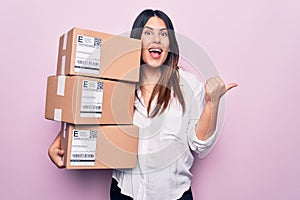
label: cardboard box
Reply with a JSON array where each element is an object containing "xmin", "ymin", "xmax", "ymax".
[
  {"xmin": 61, "ymin": 123, "xmax": 139, "ymax": 169},
  {"xmin": 57, "ymin": 27, "xmax": 141, "ymax": 82},
  {"xmin": 45, "ymin": 75, "xmax": 135, "ymax": 124}
]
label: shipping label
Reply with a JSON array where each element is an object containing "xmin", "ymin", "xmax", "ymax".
[
  {"xmin": 70, "ymin": 129, "xmax": 97, "ymax": 166},
  {"xmin": 80, "ymin": 80, "xmax": 104, "ymax": 118},
  {"xmin": 74, "ymin": 35, "xmax": 101, "ymax": 74}
]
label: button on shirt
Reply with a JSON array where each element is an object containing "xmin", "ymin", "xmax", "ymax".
[{"xmin": 112, "ymin": 69, "xmax": 218, "ymax": 200}]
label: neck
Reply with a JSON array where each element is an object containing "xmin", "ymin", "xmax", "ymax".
[{"xmin": 141, "ymin": 65, "xmax": 161, "ymax": 85}]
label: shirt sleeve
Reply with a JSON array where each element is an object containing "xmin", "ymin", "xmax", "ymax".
[{"xmin": 186, "ymin": 77, "xmax": 218, "ymax": 159}]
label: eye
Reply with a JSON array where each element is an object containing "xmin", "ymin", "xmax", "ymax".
[
  {"xmin": 144, "ymin": 30, "xmax": 153, "ymax": 37},
  {"xmin": 160, "ymin": 31, "xmax": 168, "ymax": 38}
]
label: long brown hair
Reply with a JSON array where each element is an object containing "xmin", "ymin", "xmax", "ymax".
[{"xmin": 130, "ymin": 9, "xmax": 185, "ymax": 117}]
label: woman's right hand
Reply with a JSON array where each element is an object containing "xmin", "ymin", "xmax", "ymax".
[{"xmin": 48, "ymin": 131, "xmax": 65, "ymax": 168}]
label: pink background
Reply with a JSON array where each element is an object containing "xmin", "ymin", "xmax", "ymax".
[{"xmin": 1, "ymin": 0, "xmax": 299, "ymax": 199}]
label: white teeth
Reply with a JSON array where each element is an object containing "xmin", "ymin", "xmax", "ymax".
[{"xmin": 149, "ymin": 48, "xmax": 162, "ymax": 53}]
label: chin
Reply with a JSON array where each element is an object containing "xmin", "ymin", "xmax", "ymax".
[
  {"xmin": 147, "ymin": 62, "xmax": 163, "ymax": 68},
  {"xmin": 143, "ymin": 56, "xmax": 168, "ymax": 69},
  {"xmin": 142, "ymin": 57, "xmax": 163, "ymax": 68}
]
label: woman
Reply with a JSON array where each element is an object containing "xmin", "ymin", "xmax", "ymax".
[{"xmin": 48, "ymin": 9, "xmax": 237, "ymax": 200}]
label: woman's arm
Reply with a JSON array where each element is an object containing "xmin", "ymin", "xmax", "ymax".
[
  {"xmin": 196, "ymin": 76, "xmax": 237, "ymax": 140},
  {"xmin": 48, "ymin": 131, "xmax": 65, "ymax": 168}
]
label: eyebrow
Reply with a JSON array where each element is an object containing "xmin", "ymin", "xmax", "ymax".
[{"xmin": 144, "ymin": 26, "xmax": 168, "ymax": 31}]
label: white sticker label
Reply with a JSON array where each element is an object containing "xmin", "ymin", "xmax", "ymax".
[
  {"xmin": 80, "ymin": 80, "xmax": 104, "ymax": 118},
  {"xmin": 70, "ymin": 129, "xmax": 97, "ymax": 166},
  {"xmin": 75, "ymin": 35, "xmax": 101, "ymax": 74},
  {"xmin": 54, "ymin": 108, "xmax": 62, "ymax": 121},
  {"xmin": 57, "ymin": 76, "xmax": 66, "ymax": 96},
  {"xmin": 62, "ymin": 33, "xmax": 68, "ymax": 50}
]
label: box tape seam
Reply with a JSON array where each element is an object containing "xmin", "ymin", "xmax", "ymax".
[
  {"xmin": 62, "ymin": 122, "xmax": 66, "ymax": 138},
  {"xmin": 61, "ymin": 55, "xmax": 66, "ymax": 75}
]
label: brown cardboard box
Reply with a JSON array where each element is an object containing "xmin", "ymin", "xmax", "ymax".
[
  {"xmin": 45, "ymin": 75, "xmax": 135, "ymax": 124},
  {"xmin": 57, "ymin": 27, "xmax": 141, "ymax": 82},
  {"xmin": 60, "ymin": 123, "xmax": 139, "ymax": 169}
]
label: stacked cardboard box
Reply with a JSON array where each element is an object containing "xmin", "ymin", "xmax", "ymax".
[
  {"xmin": 45, "ymin": 27, "xmax": 141, "ymax": 169},
  {"xmin": 60, "ymin": 123, "xmax": 139, "ymax": 169},
  {"xmin": 45, "ymin": 75, "xmax": 136, "ymax": 125}
]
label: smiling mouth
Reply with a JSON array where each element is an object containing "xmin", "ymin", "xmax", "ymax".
[
  {"xmin": 149, "ymin": 48, "xmax": 162, "ymax": 54},
  {"xmin": 148, "ymin": 48, "xmax": 162, "ymax": 59}
]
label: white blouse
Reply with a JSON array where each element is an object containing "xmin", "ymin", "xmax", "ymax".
[{"xmin": 112, "ymin": 69, "xmax": 217, "ymax": 200}]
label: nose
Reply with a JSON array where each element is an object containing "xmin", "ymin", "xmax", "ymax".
[{"xmin": 152, "ymin": 32, "xmax": 161, "ymax": 44}]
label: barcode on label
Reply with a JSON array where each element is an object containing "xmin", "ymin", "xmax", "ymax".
[
  {"xmin": 90, "ymin": 130, "xmax": 97, "ymax": 138},
  {"xmin": 76, "ymin": 59, "xmax": 99, "ymax": 67},
  {"xmin": 72, "ymin": 153, "xmax": 95, "ymax": 158},
  {"xmin": 97, "ymin": 82, "xmax": 104, "ymax": 90},
  {"xmin": 94, "ymin": 38, "xmax": 101, "ymax": 46},
  {"xmin": 82, "ymin": 105, "xmax": 102, "ymax": 110}
]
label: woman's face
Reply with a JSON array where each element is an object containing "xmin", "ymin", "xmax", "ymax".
[{"xmin": 141, "ymin": 16, "xmax": 170, "ymax": 68}]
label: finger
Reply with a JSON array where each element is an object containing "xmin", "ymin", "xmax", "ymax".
[
  {"xmin": 225, "ymin": 83, "xmax": 238, "ymax": 91},
  {"xmin": 54, "ymin": 151, "xmax": 65, "ymax": 168},
  {"xmin": 205, "ymin": 81, "xmax": 215, "ymax": 98},
  {"xmin": 215, "ymin": 77, "xmax": 226, "ymax": 92},
  {"xmin": 206, "ymin": 77, "xmax": 218, "ymax": 90},
  {"xmin": 217, "ymin": 77, "xmax": 225, "ymax": 86},
  {"xmin": 57, "ymin": 160, "xmax": 65, "ymax": 168},
  {"xmin": 53, "ymin": 148, "xmax": 64, "ymax": 157},
  {"xmin": 58, "ymin": 149, "xmax": 64, "ymax": 156}
]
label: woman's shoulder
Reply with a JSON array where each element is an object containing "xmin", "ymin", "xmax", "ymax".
[{"xmin": 178, "ymin": 68, "xmax": 203, "ymax": 87}]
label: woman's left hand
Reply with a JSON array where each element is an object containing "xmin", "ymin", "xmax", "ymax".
[
  {"xmin": 196, "ymin": 76, "xmax": 237, "ymax": 140},
  {"xmin": 205, "ymin": 76, "xmax": 237, "ymax": 104}
]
